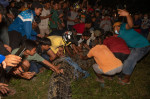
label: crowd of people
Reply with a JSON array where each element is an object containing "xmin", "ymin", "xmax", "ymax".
[{"xmin": 0, "ymin": 0, "xmax": 150, "ymax": 96}]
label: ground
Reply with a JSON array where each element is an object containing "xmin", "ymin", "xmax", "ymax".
[{"xmin": 2, "ymin": 53, "xmax": 150, "ymax": 99}]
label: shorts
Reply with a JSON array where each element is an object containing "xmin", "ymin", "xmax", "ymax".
[
  {"xmin": 40, "ymin": 28, "xmax": 50, "ymax": 37},
  {"xmin": 92, "ymin": 64, "xmax": 123, "ymax": 75}
]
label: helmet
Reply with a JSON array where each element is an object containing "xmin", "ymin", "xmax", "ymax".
[
  {"xmin": 62, "ymin": 31, "xmax": 78, "ymax": 46},
  {"xmin": 73, "ymin": 2, "xmax": 80, "ymax": 9}
]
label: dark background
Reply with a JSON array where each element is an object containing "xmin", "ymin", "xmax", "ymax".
[
  {"xmin": 73, "ymin": 0, "xmax": 150, "ymax": 14},
  {"xmin": 99, "ymin": 0, "xmax": 150, "ymax": 13}
]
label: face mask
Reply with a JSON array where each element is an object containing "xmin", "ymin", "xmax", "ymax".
[
  {"xmin": 144, "ymin": 17, "xmax": 148, "ymax": 19},
  {"xmin": 115, "ymin": 30, "xmax": 119, "ymax": 34}
]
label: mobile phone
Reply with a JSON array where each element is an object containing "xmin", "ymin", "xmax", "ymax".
[{"xmin": 5, "ymin": 45, "xmax": 26, "ymax": 73}]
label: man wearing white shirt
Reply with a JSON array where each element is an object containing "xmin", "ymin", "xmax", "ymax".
[{"xmin": 39, "ymin": 1, "xmax": 51, "ymax": 37}]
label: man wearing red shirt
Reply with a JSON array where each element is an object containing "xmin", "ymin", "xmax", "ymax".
[
  {"xmin": 73, "ymin": 20, "xmax": 91, "ymax": 41},
  {"xmin": 103, "ymin": 31, "xmax": 130, "ymax": 62},
  {"xmin": 73, "ymin": 21, "xmax": 91, "ymax": 34},
  {"xmin": 73, "ymin": 23, "xmax": 85, "ymax": 34}
]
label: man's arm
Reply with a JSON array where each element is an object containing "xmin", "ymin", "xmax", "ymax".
[
  {"xmin": 118, "ymin": 9, "xmax": 133, "ymax": 30},
  {"xmin": 83, "ymin": 43, "xmax": 90, "ymax": 50},
  {"xmin": 40, "ymin": 14, "xmax": 52, "ymax": 20},
  {"xmin": 18, "ymin": 72, "xmax": 36, "ymax": 79},
  {"xmin": 42, "ymin": 60, "xmax": 61, "ymax": 74},
  {"xmin": 65, "ymin": 46, "xmax": 74, "ymax": 57},
  {"xmin": 47, "ymin": 50, "xmax": 57, "ymax": 61},
  {"xmin": 23, "ymin": 21, "xmax": 34, "ymax": 39}
]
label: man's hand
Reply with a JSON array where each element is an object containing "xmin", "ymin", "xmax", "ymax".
[
  {"xmin": 4, "ymin": 44, "xmax": 12, "ymax": 52},
  {"xmin": 0, "ymin": 83, "xmax": 9, "ymax": 95},
  {"xmin": 4, "ymin": 55, "xmax": 22, "ymax": 67},
  {"xmin": 21, "ymin": 72, "xmax": 36, "ymax": 79},
  {"xmin": 7, "ymin": 14, "xmax": 14, "ymax": 19},
  {"xmin": 37, "ymin": 34, "xmax": 43, "ymax": 38},
  {"xmin": 118, "ymin": 9, "xmax": 133, "ymax": 29},
  {"xmin": 59, "ymin": 14, "xmax": 64, "ymax": 18},
  {"xmin": 55, "ymin": 68, "xmax": 64, "ymax": 74},
  {"xmin": 53, "ymin": 64, "xmax": 63, "ymax": 74},
  {"xmin": 118, "ymin": 9, "xmax": 130, "ymax": 17},
  {"xmin": 13, "ymin": 66, "xmax": 24, "ymax": 75}
]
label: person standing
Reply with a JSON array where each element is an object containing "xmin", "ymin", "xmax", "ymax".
[
  {"xmin": 114, "ymin": 9, "xmax": 150, "ymax": 84},
  {"xmin": 39, "ymin": 1, "xmax": 51, "ymax": 37},
  {"xmin": 8, "ymin": 2, "xmax": 43, "ymax": 50}
]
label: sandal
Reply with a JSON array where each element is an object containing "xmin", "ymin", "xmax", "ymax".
[
  {"xmin": 118, "ymin": 79, "xmax": 130, "ymax": 85},
  {"xmin": 96, "ymin": 78, "xmax": 105, "ymax": 83}
]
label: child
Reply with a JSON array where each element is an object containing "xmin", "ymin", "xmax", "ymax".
[
  {"xmin": 29, "ymin": 37, "xmax": 52, "ymax": 73},
  {"xmin": 71, "ymin": 30, "xmax": 91, "ymax": 59},
  {"xmin": 77, "ymin": 30, "xmax": 91, "ymax": 50},
  {"xmin": 11, "ymin": 39, "xmax": 62, "ymax": 79}
]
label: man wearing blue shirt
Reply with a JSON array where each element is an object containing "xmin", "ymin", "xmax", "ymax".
[
  {"xmin": 113, "ymin": 9, "xmax": 150, "ymax": 85},
  {"xmin": 8, "ymin": 2, "xmax": 43, "ymax": 50}
]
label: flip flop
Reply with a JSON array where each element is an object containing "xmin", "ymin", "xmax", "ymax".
[
  {"xmin": 118, "ymin": 79, "xmax": 130, "ymax": 85},
  {"xmin": 104, "ymin": 76, "xmax": 113, "ymax": 80},
  {"xmin": 82, "ymin": 72, "xmax": 90, "ymax": 79},
  {"xmin": 96, "ymin": 78, "xmax": 105, "ymax": 83}
]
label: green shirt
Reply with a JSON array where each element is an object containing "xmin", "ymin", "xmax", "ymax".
[
  {"xmin": 11, "ymin": 48, "xmax": 45, "ymax": 62},
  {"xmin": 118, "ymin": 23, "xmax": 150, "ymax": 48},
  {"xmin": 50, "ymin": 9, "xmax": 61, "ymax": 28}
]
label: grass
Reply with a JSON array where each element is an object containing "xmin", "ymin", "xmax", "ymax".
[{"xmin": 3, "ymin": 53, "xmax": 150, "ymax": 99}]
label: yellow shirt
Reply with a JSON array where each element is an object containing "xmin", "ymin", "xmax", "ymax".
[
  {"xmin": 47, "ymin": 36, "xmax": 65, "ymax": 54},
  {"xmin": 87, "ymin": 45, "xmax": 122, "ymax": 73}
]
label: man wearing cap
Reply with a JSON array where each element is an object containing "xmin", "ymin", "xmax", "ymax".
[
  {"xmin": 113, "ymin": 9, "xmax": 150, "ymax": 84},
  {"xmin": 8, "ymin": 2, "xmax": 43, "ymax": 50}
]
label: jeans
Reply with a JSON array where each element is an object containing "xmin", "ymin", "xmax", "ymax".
[
  {"xmin": 29, "ymin": 61, "xmax": 42, "ymax": 73},
  {"xmin": 29, "ymin": 54, "xmax": 50, "ymax": 73},
  {"xmin": 122, "ymin": 46, "xmax": 150, "ymax": 75}
]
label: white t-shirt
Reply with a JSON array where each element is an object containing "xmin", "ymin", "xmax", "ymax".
[
  {"xmin": 67, "ymin": 11, "xmax": 78, "ymax": 26},
  {"xmin": 39, "ymin": 8, "xmax": 50, "ymax": 29},
  {"xmin": 100, "ymin": 20, "xmax": 112, "ymax": 32}
]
